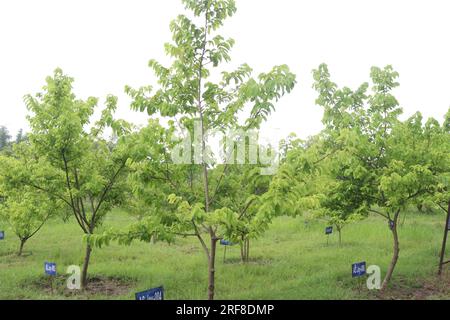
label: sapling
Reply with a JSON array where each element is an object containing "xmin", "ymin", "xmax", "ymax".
[
  {"xmin": 5, "ymin": 69, "xmax": 139, "ymax": 288},
  {"xmin": 121, "ymin": 0, "xmax": 296, "ymax": 299}
]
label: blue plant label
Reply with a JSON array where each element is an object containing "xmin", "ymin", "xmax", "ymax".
[
  {"xmin": 0, "ymin": 231, "xmax": 4, "ymax": 240},
  {"xmin": 352, "ymin": 262, "xmax": 366, "ymax": 278},
  {"xmin": 135, "ymin": 286, "xmax": 164, "ymax": 300},
  {"xmin": 44, "ymin": 262, "xmax": 57, "ymax": 276},
  {"xmin": 220, "ymin": 239, "xmax": 232, "ymax": 246},
  {"xmin": 325, "ymin": 226, "xmax": 333, "ymax": 235},
  {"xmin": 389, "ymin": 220, "xmax": 395, "ymax": 230}
]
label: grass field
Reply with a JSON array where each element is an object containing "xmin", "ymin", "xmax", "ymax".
[{"xmin": 0, "ymin": 210, "xmax": 448, "ymax": 300}]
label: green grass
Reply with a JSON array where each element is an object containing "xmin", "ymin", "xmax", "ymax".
[{"xmin": 0, "ymin": 210, "xmax": 448, "ymax": 300}]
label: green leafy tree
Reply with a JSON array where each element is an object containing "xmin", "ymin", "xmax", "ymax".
[
  {"xmin": 312, "ymin": 64, "xmax": 446, "ymax": 291},
  {"xmin": 315, "ymin": 150, "xmax": 368, "ymax": 246},
  {"xmin": 266, "ymin": 135, "xmax": 365, "ymax": 247},
  {"xmin": 0, "ymin": 143, "xmax": 63, "ymax": 255},
  {"xmin": 119, "ymin": 0, "xmax": 296, "ymax": 300},
  {"xmin": 0, "ymin": 186, "xmax": 57, "ymax": 256},
  {"xmin": 210, "ymin": 163, "xmax": 273, "ymax": 263},
  {"xmin": 440, "ymin": 109, "xmax": 450, "ymax": 273},
  {"xmin": 408, "ymin": 108, "xmax": 450, "ymax": 274},
  {"xmin": 6, "ymin": 68, "xmax": 142, "ymax": 288},
  {"xmin": 265, "ymin": 140, "xmax": 318, "ymax": 221}
]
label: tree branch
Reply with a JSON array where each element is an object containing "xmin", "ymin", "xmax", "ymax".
[
  {"xmin": 91, "ymin": 160, "xmax": 127, "ymax": 231},
  {"xmin": 193, "ymin": 221, "xmax": 210, "ymax": 260},
  {"xmin": 369, "ymin": 208, "xmax": 389, "ymax": 220}
]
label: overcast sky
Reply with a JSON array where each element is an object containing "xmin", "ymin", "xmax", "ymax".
[{"xmin": 1, "ymin": 0, "xmax": 449, "ymax": 140}]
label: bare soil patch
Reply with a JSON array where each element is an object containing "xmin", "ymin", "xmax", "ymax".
[
  {"xmin": 371, "ymin": 273, "xmax": 450, "ymax": 300},
  {"xmin": 30, "ymin": 275, "xmax": 135, "ymax": 298}
]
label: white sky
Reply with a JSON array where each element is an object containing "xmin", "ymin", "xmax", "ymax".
[{"xmin": 1, "ymin": 0, "xmax": 449, "ymax": 140}]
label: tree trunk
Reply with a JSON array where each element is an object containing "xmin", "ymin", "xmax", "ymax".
[
  {"xmin": 337, "ymin": 227, "xmax": 342, "ymax": 247},
  {"xmin": 208, "ymin": 238, "xmax": 218, "ymax": 300},
  {"xmin": 17, "ymin": 238, "xmax": 26, "ymax": 256},
  {"xmin": 240, "ymin": 239, "xmax": 250, "ymax": 263},
  {"xmin": 81, "ymin": 242, "xmax": 92, "ymax": 289},
  {"xmin": 438, "ymin": 201, "xmax": 450, "ymax": 275},
  {"xmin": 246, "ymin": 239, "xmax": 250, "ymax": 262},
  {"xmin": 381, "ymin": 213, "xmax": 400, "ymax": 292}
]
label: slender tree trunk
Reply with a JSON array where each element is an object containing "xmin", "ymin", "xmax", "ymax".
[
  {"xmin": 438, "ymin": 201, "xmax": 450, "ymax": 275},
  {"xmin": 208, "ymin": 238, "xmax": 218, "ymax": 300},
  {"xmin": 81, "ymin": 242, "xmax": 92, "ymax": 289},
  {"xmin": 17, "ymin": 238, "xmax": 27, "ymax": 256},
  {"xmin": 381, "ymin": 212, "xmax": 400, "ymax": 292},
  {"xmin": 240, "ymin": 239, "xmax": 250, "ymax": 263},
  {"xmin": 246, "ymin": 239, "xmax": 250, "ymax": 262},
  {"xmin": 223, "ymin": 245, "xmax": 227, "ymax": 263},
  {"xmin": 337, "ymin": 227, "xmax": 342, "ymax": 247}
]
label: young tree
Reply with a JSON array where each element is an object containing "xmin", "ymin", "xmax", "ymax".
[
  {"xmin": 419, "ymin": 108, "xmax": 450, "ymax": 275},
  {"xmin": 0, "ymin": 143, "xmax": 63, "ymax": 256},
  {"xmin": 210, "ymin": 163, "xmax": 273, "ymax": 263},
  {"xmin": 5, "ymin": 68, "xmax": 140, "ymax": 288},
  {"xmin": 387, "ymin": 112, "xmax": 450, "ymax": 280},
  {"xmin": 315, "ymin": 158, "xmax": 368, "ymax": 246},
  {"xmin": 264, "ymin": 138, "xmax": 322, "ymax": 221},
  {"xmin": 119, "ymin": 0, "xmax": 296, "ymax": 300},
  {"xmin": 266, "ymin": 132, "xmax": 367, "ymax": 247},
  {"xmin": 312, "ymin": 64, "xmax": 445, "ymax": 291},
  {"xmin": 0, "ymin": 187, "xmax": 56, "ymax": 256}
]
